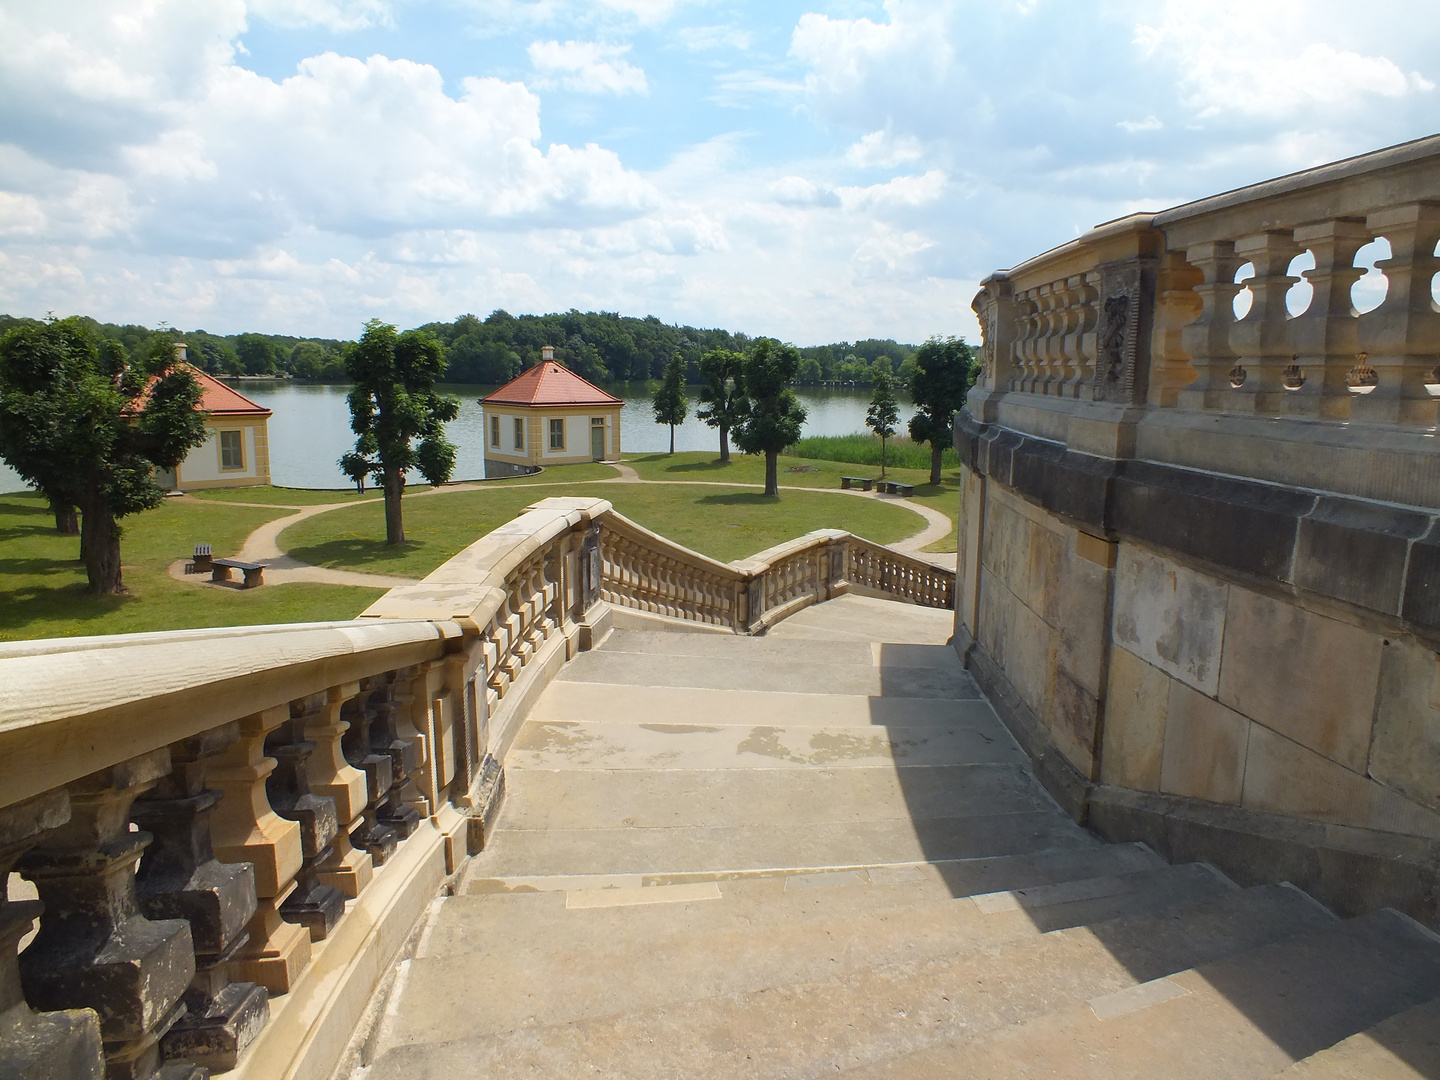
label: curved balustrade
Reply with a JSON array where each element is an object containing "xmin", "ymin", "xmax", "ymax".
[{"xmin": 0, "ymin": 495, "xmax": 953, "ymax": 1080}]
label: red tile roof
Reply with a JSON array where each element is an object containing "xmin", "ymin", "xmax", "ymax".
[
  {"xmin": 481, "ymin": 361, "xmax": 623, "ymax": 407},
  {"xmin": 193, "ymin": 370, "xmax": 271, "ymax": 417}
]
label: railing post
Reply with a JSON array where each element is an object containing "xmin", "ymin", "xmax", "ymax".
[
  {"xmin": 1229, "ymin": 230, "xmax": 1303, "ymax": 412},
  {"xmin": 209, "ymin": 706, "xmax": 312, "ymax": 997},
  {"xmin": 133, "ymin": 723, "xmax": 269, "ymax": 1072},
  {"xmin": 18, "ymin": 751, "xmax": 201, "ymax": 1080},
  {"xmin": 297, "ymin": 687, "xmax": 374, "ymax": 900},
  {"xmin": 1176, "ymin": 240, "xmax": 1247, "ymax": 410},
  {"xmin": 0, "ymin": 790, "xmax": 105, "ymax": 1080},
  {"xmin": 1290, "ymin": 218, "xmax": 1372, "ymax": 419}
]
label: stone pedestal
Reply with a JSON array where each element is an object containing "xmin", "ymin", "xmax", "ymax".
[
  {"xmin": 0, "ymin": 790, "xmax": 105, "ymax": 1080},
  {"xmin": 17, "ymin": 752, "xmax": 200, "ymax": 1080},
  {"xmin": 208, "ymin": 707, "xmax": 311, "ymax": 996},
  {"xmin": 133, "ymin": 724, "xmax": 269, "ymax": 1072},
  {"xmin": 265, "ymin": 728, "xmax": 346, "ymax": 942},
  {"xmin": 341, "ymin": 691, "xmax": 398, "ymax": 866},
  {"xmin": 368, "ymin": 679, "xmax": 421, "ymax": 840}
]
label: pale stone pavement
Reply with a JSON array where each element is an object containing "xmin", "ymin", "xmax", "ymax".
[
  {"xmin": 350, "ymin": 595, "xmax": 1440, "ymax": 1080},
  {"xmin": 168, "ymin": 463, "xmax": 955, "ymax": 590}
]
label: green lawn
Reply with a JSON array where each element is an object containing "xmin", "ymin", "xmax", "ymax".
[
  {"xmin": 0, "ymin": 492, "xmax": 384, "ymax": 642},
  {"xmin": 624, "ymin": 452, "xmax": 960, "ymax": 552},
  {"xmin": 187, "ymin": 462, "xmax": 619, "ymax": 506},
  {"xmin": 279, "ymin": 482, "xmax": 931, "ymax": 577}
]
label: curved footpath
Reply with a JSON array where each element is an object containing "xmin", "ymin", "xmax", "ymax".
[{"xmin": 166, "ymin": 465, "xmax": 957, "ymax": 590}]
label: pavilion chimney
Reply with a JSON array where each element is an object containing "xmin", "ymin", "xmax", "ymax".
[
  {"xmin": 173, "ymin": 341, "xmax": 188, "ymax": 364},
  {"xmin": 542, "ymin": 344, "xmax": 555, "ymax": 362}
]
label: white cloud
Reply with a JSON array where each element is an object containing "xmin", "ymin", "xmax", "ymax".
[
  {"xmin": 247, "ymin": 0, "xmax": 394, "ymax": 32},
  {"xmin": 770, "ymin": 176, "xmax": 839, "ymax": 207},
  {"xmin": 528, "ymin": 39, "xmax": 648, "ymax": 94},
  {"xmin": 846, "ymin": 130, "xmax": 925, "ymax": 168},
  {"xmin": 837, "ymin": 171, "xmax": 946, "ymax": 211},
  {"xmin": 678, "ymin": 25, "xmax": 751, "ymax": 51},
  {"xmin": 1117, "ymin": 116, "xmax": 1163, "ymax": 133}
]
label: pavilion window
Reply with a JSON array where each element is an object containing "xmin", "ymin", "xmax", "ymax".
[
  {"xmin": 549, "ymin": 418, "xmax": 565, "ymax": 450},
  {"xmin": 490, "ymin": 415, "xmax": 500, "ymax": 448},
  {"xmin": 220, "ymin": 429, "xmax": 245, "ymax": 470},
  {"xmin": 513, "ymin": 417, "xmax": 525, "ymax": 450}
]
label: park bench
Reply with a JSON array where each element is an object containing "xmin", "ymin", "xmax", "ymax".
[
  {"xmin": 886, "ymin": 482, "xmax": 915, "ymax": 497},
  {"xmin": 840, "ymin": 476, "xmax": 874, "ymax": 491},
  {"xmin": 211, "ymin": 557, "xmax": 266, "ymax": 588},
  {"xmin": 190, "ymin": 543, "xmax": 213, "ymax": 574}
]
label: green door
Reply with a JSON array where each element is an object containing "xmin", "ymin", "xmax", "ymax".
[{"xmin": 590, "ymin": 423, "xmax": 606, "ymax": 461}]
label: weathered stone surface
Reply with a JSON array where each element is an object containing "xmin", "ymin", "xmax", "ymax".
[
  {"xmin": 1369, "ymin": 637, "xmax": 1440, "ymax": 814},
  {"xmin": 977, "ymin": 570, "xmax": 1056, "ymax": 726},
  {"xmin": 1294, "ymin": 497, "xmax": 1432, "ymax": 616},
  {"xmin": 1050, "ymin": 669, "xmax": 1099, "ymax": 779},
  {"xmin": 1218, "ymin": 587, "xmax": 1381, "ymax": 771},
  {"xmin": 1242, "ymin": 723, "xmax": 1440, "ymax": 839},
  {"xmin": 1403, "ymin": 519, "xmax": 1440, "ymax": 634},
  {"xmin": 1159, "ymin": 682, "xmax": 1248, "ymax": 805},
  {"xmin": 1113, "ymin": 545, "xmax": 1228, "ymax": 696},
  {"xmin": 1101, "ymin": 646, "xmax": 1170, "ymax": 791}
]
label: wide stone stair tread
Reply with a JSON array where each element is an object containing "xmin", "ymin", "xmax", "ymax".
[
  {"xmin": 366, "ymin": 884, "xmax": 1334, "ymax": 1080},
  {"xmin": 838, "ymin": 907, "xmax": 1440, "ymax": 1080},
  {"xmin": 764, "ymin": 595, "xmax": 956, "ymax": 644},
  {"xmin": 1274, "ymin": 995, "xmax": 1440, "ymax": 1079},
  {"xmin": 594, "ymin": 629, "xmax": 967, "ymax": 672},
  {"xmin": 556, "ymin": 648, "xmax": 980, "ymax": 698}
]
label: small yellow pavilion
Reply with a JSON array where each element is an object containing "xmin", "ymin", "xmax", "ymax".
[{"xmin": 480, "ymin": 347, "xmax": 623, "ymax": 475}]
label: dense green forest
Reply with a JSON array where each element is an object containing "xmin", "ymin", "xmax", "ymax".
[{"xmin": 0, "ymin": 311, "xmax": 917, "ymax": 386}]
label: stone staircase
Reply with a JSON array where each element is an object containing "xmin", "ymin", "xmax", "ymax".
[{"xmin": 355, "ymin": 596, "xmax": 1440, "ymax": 1079}]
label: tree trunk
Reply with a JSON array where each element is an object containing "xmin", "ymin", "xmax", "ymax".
[
  {"xmin": 79, "ymin": 494, "xmax": 123, "ymax": 594},
  {"xmin": 880, "ymin": 435, "xmax": 887, "ymax": 479},
  {"xmin": 719, "ymin": 425, "xmax": 730, "ymax": 464},
  {"xmin": 764, "ymin": 451, "xmax": 778, "ymax": 497},
  {"xmin": 668, "ymin": 424, "xmax": 675, "ymax": 455},
  {"xmin": 50, "ymin": 500, "xmax": 78, "ymax": 535},
  {"xmin": 930, "ymin": 442, "xmax": 943, "ymax": 487},
  {"xmin": 384, "ymin": 470, "xmax": 406, "ymax": 545}
]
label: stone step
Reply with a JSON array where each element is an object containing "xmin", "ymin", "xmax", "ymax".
[
  {"xmin": 474, "ymin": 806, "xmax": 1097, "ymax": 877},
  {"xmin": 379, "ymin": 862, "xmax": 1235, "ymax": 1049},
  {"xmin": 556, "ymin": 647, "xmax": 979, "ymax": 699},
  {"xmin": 843, "ymin": 908, "xmax": 1440, "ymax": 1079},
  {"xmin": 530, "ymin": 679, "xmax": 993, "ymax": 728},
  {"xmin": 367, "ymin": 883, "xmax": 1324, "ymax": 1080},
  {"xmin": 764, "ymin": 595, "xmax": 956, "ymax": 644},
  {"xmin": 596, "ymin": 630, "xmax": 965, "ymax": 673},
  {"xmin": 457, "ymin": 845, "xmax": 1171, "ymax": 945},
  {"xmin": 507, "ymin": 717, "xmax": 1025, "ymax": 773},
  {"xmin": 493, "ymin": 763, "xmax": 1055, "ymax": 832},
  {"xmin": 1275, "ymin": 995, "xmax": 1440, "ymax": 1079}
]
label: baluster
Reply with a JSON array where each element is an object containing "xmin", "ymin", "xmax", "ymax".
[
  {"xmin": 1176, "ymin": 241, "xmax": 1248, "ymax": 410},
  {"xmin": 264, "ymin": 722, "xmax": 346, "ymax": 941},
  {"xmin": 1148, "ymin": 254, "xmax": 1204, "ymax": 407},
  {"xmin": 368, "ymin": 676, "xmax": 422, "ymax": 840},
  {"xmin": 19, "ymin": 752, "xmax": 200, "ymax": 1080},
  {"xmin": 1230, "ymin": 230, "xmax": 1303, "ymax": 412},
  {"xmin": 394, "ymin": 665, "xmax": 440, "ymax": 821},
  {"xmin": 1355, "ymin": 202, "xmax": 1440, "ymax": 425},
  {"xmin": 340, "ymin": 687, "xmax": 399, "ymax": 866},
  {"xmin": 209, "ymin": 706, "xmax": 311, "ymax": 997},
  {"xmin": 132, "ymin": 724, "xmax": 269, "ymax": 1072},
  {"xmin": 1037, "ymin": 283, "xmax": 1063, "ymax": 393},
  {"xmin": 0, "ymin": 790, "xmax": 105, "ymax": 1080},
  {"xmin": 1290, "ymin": 219, "xmax": 1372, "ymax": 419},
  {"xmin": 296, "ymin": 689, "xmax": 374, "ymax": 899}
]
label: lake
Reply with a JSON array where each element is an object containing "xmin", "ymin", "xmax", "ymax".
[{"xmin": 0, "ymin": 381, "xmax": 916, "ymax": 492}]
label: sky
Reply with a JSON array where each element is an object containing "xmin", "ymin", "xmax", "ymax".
[{"xmin": 0, "ymin": 0, "xmax": 1436, "ymax": 346}]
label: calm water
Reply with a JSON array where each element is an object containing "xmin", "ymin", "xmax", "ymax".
[{"xmin": 0, "ymin": 381, "xmax": 916, "ymax": 492}]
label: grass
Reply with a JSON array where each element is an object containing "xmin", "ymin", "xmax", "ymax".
[
  {"xmin": 279, "ymin": 482, "xmax": 930, "ymax": 577},
  {"xmin": 186, "ymin": 462, "xmax": 619, "ymax": 505},
  {"xmin": 788, "ymin": 432, "xmax": 959, "ymax": 472},
  {"xmin": 624, "ymin": 451, "xmax": 960, "ymax": 553},
  {"xmin": 0, "ymin": 492, "xmax": 383, "ymax": 642}
]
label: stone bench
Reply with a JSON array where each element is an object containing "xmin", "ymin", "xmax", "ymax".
[
  {"xmin": 840, "ymin": 476, "xmax": 874, "ymax": 491},
  {"xmin": 883, "ymin": 482, "xmax": 914, "ymax": 497},
  {"xmin": 212, "ymin": 558, "xmax": 265, "ymax": 588}
]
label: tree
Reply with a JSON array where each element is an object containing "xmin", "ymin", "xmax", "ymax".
[
  {"xmin": 0, "ymin": 318, "xmax": 208, "ymax": 593},
  {"xmin": 235, "ymin": 333, "xmax": 280, "ymax": 375},
  {"xmin": 695, "ymin": 349, "xmax": 747, "ymax": 463},
  {"xmin": 908, "ymin": 335, "xmax": 976, "ymax": 485},
  {"xmin": 734, "ymin": 339, "xmax": 807, "ymax": 496},
  {"xmin": 866, "ymin": 368, "xmax": 900, "ymax": 479},
  {"xmin": 652, "ymin": 351, "xmax": 689, "ymax": 454},
  {"xmin": 340, "ymin": 320, "xmax": 460, "ymax": 545}
]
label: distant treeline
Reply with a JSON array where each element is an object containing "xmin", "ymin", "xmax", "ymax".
[{"xmin": 0, "ymin": 310, "xmax": 918, "ymax": 387}]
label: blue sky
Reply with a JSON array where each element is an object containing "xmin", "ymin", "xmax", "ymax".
[{"xmin": 0, "ymin": 0, "xmax": 1436, "ymax": 344}]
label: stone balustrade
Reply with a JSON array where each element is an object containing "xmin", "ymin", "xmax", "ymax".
[
  {"xmin": 0, "ymin": 494, "xmax": 952, "ymax": 1079},
  {"xmin": 956, "ymin": 135, "xmax": 1440, "ymax": 932}
]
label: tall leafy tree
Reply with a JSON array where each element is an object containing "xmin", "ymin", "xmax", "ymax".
[
  {"xmin": 734, "ymin": 339, "xmax": 807, "ymax": 497},
  {"xmin": 652, "ymin": 351, "xmax": 689, "ymax": 454},
  {"xmin": 866, "ymin": 368, "xmax": 900, "ymax": 479},
  {"xmin": 695, "ymin": 348, "xmax": 747, "ymax": 463},
  {"xmin": 0, "ymin": 317, "xmax": 208, "ymax": 593},
  {"xmin": 340, "ymin": 320, "xmax": 460, "ymax": 545},
  {"xmin": 908, "ymin": 335, "xmax": 976, "ymax": 485}
]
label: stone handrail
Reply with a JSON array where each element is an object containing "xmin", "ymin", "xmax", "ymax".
[{"xmin": 0, "ymin": 495, "xmax": 953, "ymax": 1080}]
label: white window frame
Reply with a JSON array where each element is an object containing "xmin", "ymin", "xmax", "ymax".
[
  {"xmin": 549, "ymin": 418, "xmax": 565, "ymax": 451},
  {"xmin": 219, "ymin": 429, "xmax": 245, "ymax": 471},
  {"xmin": 513, "ymin": 416, "xmax": 525, "ymax": 451},
  {"xmin": 490, "ymin": 414, "xmax": 500, "ymax": 448}
]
